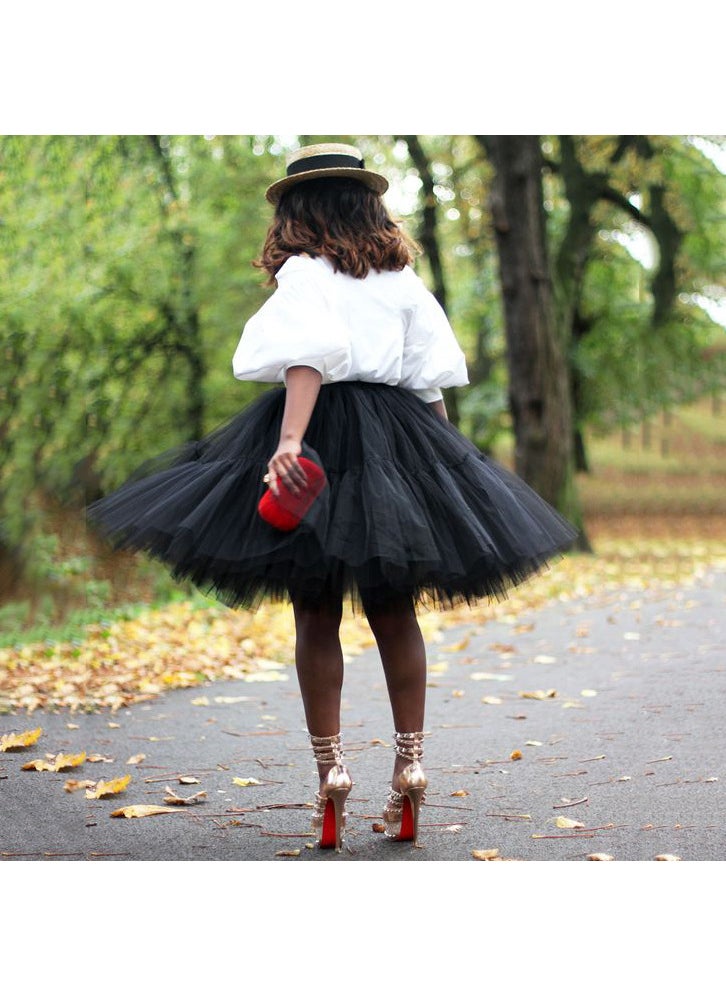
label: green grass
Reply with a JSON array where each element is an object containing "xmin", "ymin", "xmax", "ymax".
[
  {"xmin": 0, "ymin": 580, "xmax": 219, "ymax": 650},
  {"xmin": 677, "ymin": 403, "xmax": 726, "ymax": 444},
  {"xmin": 580, "ymin": 398, "xmax": 725, "ymax": 515}
]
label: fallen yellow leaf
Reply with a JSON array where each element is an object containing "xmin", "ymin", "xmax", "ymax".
[
  {"xmin": 21, "ymin": 758, "xmax": 57, "ymax": 771},
  {"xmin": 587, "ymin": 853, "xmax": 616, "ymax": 861},
  {"xmin": 111, "ymin": 805, "xmax": 180, "ymax": 818},
  {"xmin": 86, "ymin": 774, "xmax": 131, "ymax": 799},
  {"xmin": 472, "ymin": 849, "xmax": 500, "ymax": 861},
  {"xmin": 56, "ymin": 752, "xmax": 87, "ymax": 770},
  {"xmin": 233, "ymin": 777, "xmax": 262, "ymax": 787},
  {"xmin": 22, "ymin": 751, "xmax": 86, "ymax": 772},
  {"xmin": 519, "ymin": 689, "xmax": 557, "ymax": 700},
  {"xmin": 481, "ymin": 696, "xmax": 503, "ymax": 705},
  {"xmin": 450, "ymin": 789, "xmax": 470, "ymax": 797},
  {"xmin": 87, "ymin": 754, "xmax": 114, "ymax": 763},
  {"xmin": 275, "ymin": 849, "xmax": 301, "ymax": 857},
  {"xmin": 64, "ymin": 779, "xmax": 96, "ymax": 793},
  {"xmin": 654, "ymin": 854, "xmax": 682, "ymax": 861},
  {"xmin": 555, "ymin": 816, "xmax": 585, "ymax": 829},
  {"xmin": 0, "ymin": 727, "xmax": 43, "ymax": 751},
  {"xmin": 126, "ymin": 754, "xmax": 146, "ymax": 765},
  {"xmin": 510, "ymin": 749, "xmax": 523, "ymax": 761},
  {"xmin": 581, "ymin": 689, "xmax": 598, "ymax": 697}
]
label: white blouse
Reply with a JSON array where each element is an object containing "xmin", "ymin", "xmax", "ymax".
[{"xmin": 232, "ymin": 255, "xmax": 469, "ymax": 403}]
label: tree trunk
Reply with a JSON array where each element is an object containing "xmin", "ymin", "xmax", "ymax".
[
  {"xmin": 478, "ymin": 136, "xmax": 590, "ymax": 550},
  {"xmin": 397, "ymin": 135, "xmax": 460, "ymax": 427}
]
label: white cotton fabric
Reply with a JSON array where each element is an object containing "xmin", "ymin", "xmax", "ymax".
[{"xmin": 232, "ymin": 255, "xmax": 469, "ymax": 403}]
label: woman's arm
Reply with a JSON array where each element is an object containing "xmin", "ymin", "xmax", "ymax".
[
  {"xmin": 266, "ymin": 365, "xmax": 323, "ymax": 495},
  {"xmin": 428, "ymin": 398, "xmax": 448, "ymax": 421}
]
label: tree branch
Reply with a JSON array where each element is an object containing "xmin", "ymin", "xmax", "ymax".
[{"xmin": 598, "ymin": 185, "xmax": 651, "ymax": 228}]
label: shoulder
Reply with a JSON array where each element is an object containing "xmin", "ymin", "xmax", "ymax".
[
  {"xmin": 378, "ymin": 264, "xmax": 431, "ymax": 301},
  {"xmin": 276, "ymin": 254, "xmax": 333, "ymax": 283},
  {"xmin": 357, "ymin": 265, "xmax": 423, "ymax": 304},
  {"xmin": 401, "ymin": 264, "xmax": 431, "ymax": 293}
]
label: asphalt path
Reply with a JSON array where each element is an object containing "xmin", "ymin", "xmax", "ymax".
[{"xmin": 1, "ymin": 570, "xmax": 724, "ymax": 862}]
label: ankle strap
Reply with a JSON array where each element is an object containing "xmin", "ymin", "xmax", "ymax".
[
  {"xmin": 310, "ymin": 733, "xmax": 344, "ymax": 766},
  {"xmin": 394, "ymin": 731, "xmax": 424, "ymax": 762}
]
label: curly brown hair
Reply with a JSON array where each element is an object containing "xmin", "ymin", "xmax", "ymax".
[{"xmin": 254, "ymin": 178, "xmax": 420, "ymax": 283}]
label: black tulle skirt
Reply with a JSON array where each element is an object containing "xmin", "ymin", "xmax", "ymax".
[{"xmin": 86, "ymin": 382, "xmax": 578, "ymax": 611}]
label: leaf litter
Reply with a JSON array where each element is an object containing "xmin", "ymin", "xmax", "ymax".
[{"xmin": 2, "ymin": 535, "xmax": 724, "ymax": 713}]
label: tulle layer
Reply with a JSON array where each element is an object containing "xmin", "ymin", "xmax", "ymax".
[{"xmin": 86, "ymin": 382, "xmax": 578, "ymax": 610}]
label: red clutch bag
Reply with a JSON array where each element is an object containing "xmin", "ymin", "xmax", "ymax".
[{"xmin": 258, "ymin": 456, "xmax": 328, "ymax": 532}]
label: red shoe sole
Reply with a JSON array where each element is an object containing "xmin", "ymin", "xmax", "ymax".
[
  {"xmin": 320, "ymin": 798, "xmax": 337, "ymax": 849},
  {"xmin": 398, "ymin": 796, "xmax": 414, "ymax": 841}
]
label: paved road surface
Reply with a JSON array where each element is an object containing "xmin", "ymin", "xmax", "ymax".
[{"xmin": 1, "ymin": 571, "xmax": 724, "ymax": 861}]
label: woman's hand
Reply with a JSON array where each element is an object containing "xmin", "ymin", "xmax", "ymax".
[
  {"xmin": 264, "ymin": 365, "xmax": 322, "ymax": 495},
  {"xmin": 266, "ymin": 437, "xmax": 307, "ymax": 496}
]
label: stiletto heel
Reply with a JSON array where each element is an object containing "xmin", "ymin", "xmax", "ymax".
[
  {"xmin": 309, "ymin": 733, "xmax": 352, "ymax": 852},
  {"xmin": 383, "ymin": 731, "xmax": 427, "ymax": 845}
]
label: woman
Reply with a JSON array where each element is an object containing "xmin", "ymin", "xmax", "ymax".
[{"xmin": 87, "ymin": 142, "xmax": 577, "ymax": 853}]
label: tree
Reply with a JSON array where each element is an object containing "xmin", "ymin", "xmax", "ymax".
[
  {"xmin": 0, "ymin": 135, "xmax": 285, "ymax": 588},
  {"xmin": 477, "ymin": 136, "xmax": 587, "ymax": 547},
  {"xmin": 394, "ymin": 135, "xmax": 461, "ymax": 425},
  {"xmin": 545, "ymin": 135, "xmax": 725, "ymax": 452}
]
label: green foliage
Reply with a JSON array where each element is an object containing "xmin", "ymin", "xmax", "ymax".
[
  {"xmin": 0, "ymin": 135, "xmax": 289, "ymax": 549},
  {"xmin": 542, "ymin": 135, "xmax": 726, "ymax": 429}
]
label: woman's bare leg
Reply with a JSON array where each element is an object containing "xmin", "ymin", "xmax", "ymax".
[
  {"xmin": 292, "ymin": 594, "xmax": 344, "ymax": 783},
  {"xmin": 361, "ymin": 591, "xmax": 427, "ymax": 785}
]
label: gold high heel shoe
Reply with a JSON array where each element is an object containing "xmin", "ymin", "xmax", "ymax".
[
  {"xmin": 383, "ymin": 731, "xmax": 427, "ymax": 845},
  {"xmin": 309, "ymin": 733, "xmax": 352, "ymax": 852}
]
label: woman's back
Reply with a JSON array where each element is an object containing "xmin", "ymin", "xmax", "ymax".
[{"xmin": 233, "ymin": 253, "xmax": 468, "ymax": 400}]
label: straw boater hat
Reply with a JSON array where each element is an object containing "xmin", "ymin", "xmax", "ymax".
[{"xmin": 265, "ymin": 143, "xmax": 389, "ymax": 204}]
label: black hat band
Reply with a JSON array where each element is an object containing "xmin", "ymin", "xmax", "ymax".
[{"xmin": 287, "ymin": 152, "xmax": 364, "ymax": 176}]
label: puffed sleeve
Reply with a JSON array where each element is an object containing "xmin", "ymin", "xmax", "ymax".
[
  {"xmin": 232, "ymin": 256, "xmax": 352, "ymax": 384},
  {"xmin": 400, "ymin": 276, "xmax": 469, "ymax": 399}
]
